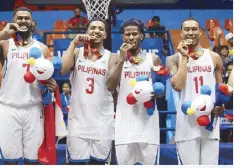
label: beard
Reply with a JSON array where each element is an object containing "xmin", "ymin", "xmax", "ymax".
[{"xmin": 17, "ymin": 24, "xmax": 32, "ymax": 40}]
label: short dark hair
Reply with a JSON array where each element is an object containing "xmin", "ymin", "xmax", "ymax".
[
  {"xmin": 87, "ymin": 17, "xmax": 108, "ymax": 33},
  {"xmin": 14, "ymin": 6, "xmax": 32, "ymax": 16},
  {"xmin": 181, "ymin": 17, "xmax": 200, "ymax": 30},
  {"xmin": 120, "ymin": 19, "xmax": 146, "ymax": 40}
]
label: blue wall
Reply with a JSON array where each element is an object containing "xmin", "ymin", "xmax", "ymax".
[{"xmin": 0, "ymin": 9, "xmax": 232, "ymax": 30}]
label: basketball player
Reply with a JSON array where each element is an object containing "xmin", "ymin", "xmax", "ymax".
[
  {"xmin": 61, "ymin": 18, "xmax": 114, "ymax": 165},
  {"xmin": 167, "ymin": 18, "xmax": 223, "ymax": 165},
  {"xmin": 106, "ymin": 19, "xmax": 161, "ymax": 165},
  {"xmin": 0, "ymin": 7, "xmax": 56, "ymax": 165}
]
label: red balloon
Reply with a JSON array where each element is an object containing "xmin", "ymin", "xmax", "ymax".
[
  {"xmin": 197, "ymin": 115, "xmax": 210, "ymax": 126},
  {"xmin": 144, "ymin": 100, "xmax": 153, "ymax": 108},
  {"xmin": 126, "ymin": 93, "xmax": 137, "ymax": 105},
  {"xmin": 24, "ymin": 71, "xmax": 36, "ymax": 83}
]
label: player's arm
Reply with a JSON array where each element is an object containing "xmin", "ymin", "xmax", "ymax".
[
  {"xmin": 106, "ymin": 53, "xmax": 124, "ymax": 91},
  {"xmin": 61, "ymin": 34, "xmax": 91, "ymax": 75},
  {"xmin": 0, "ymin": 42, "xmax": 8, "ymax": 88},
  {"xmin": 167, "ymin": 41, "xmax": 189, "ymax": 92},
  {"xmin": 212, "ymin": 51, "xmax": 223, "ymax": 83},
  {"xmin": 0, "ymin": 23, "xmax": 19, "ymax": 61},
  {"xmin": 61, "ymin": 41, "xmax": 79, "ymax": 75},
  {"xmin": 0, "ymin": 23, "xmax": 17, "ymax": 86},
  {"xmin": 40, "ymin": 42, "xmax": 53, "ymax": 60},
  {"xmin": 167, "ymin": 53, "xmax": 187, "ymax": 92},
  {"xmin": 106, "ymin": 43, "xmax": 132, "ymax": 91},
  {"xmin": 0, "ymin": 42, "xmax": 10, "ymax": 88}
]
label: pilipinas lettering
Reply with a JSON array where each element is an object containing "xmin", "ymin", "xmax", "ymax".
[
  {"xmin": 124, "ymin": 71, "xmax": 151, "ymax": 78},
  {"xmin": 187, "ymin": 65, "xmax": 212, "ymax": 73},
  {"xmin": 12, "ymin": 52, "xmax": 29, "ymax": 59},
  {"xmin": 78, "ymin": 65, "xmax": 106, "ymax": 76}
]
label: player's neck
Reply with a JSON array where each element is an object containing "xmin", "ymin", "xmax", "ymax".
[
  {"xmin": 18, "ymin": 31, "xmax": 31, "ymax": 40},
  {"xmin": 14, "ymin": 32, "xmax": 33, "ymax": 47},
  {"xmin": 129, "ymin": 48, "xmax": 141, "ymax": 57},
  {"xmin": 189, "ymin": 44, "xmax": 202, "ymax": 53},
  {"xmin": 90, "ymin": 42, "xmax": 104, "ymax": 51}
]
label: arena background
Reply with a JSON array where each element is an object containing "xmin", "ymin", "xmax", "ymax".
[{"xmin": 0, "ymin": 0, "xmax": 233, "ymax": 165}]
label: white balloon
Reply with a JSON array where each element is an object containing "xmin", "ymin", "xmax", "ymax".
[
  {"xmin": 132, "ymin": 81, "xmax": 154, "ymax": 103},
  {"xmin": 30, "ymin": 58, "xmax": 54, "ymax": 80},
  {"xmin": 191, "ymin": 94, "xmax": 214, "ymax": 117}
]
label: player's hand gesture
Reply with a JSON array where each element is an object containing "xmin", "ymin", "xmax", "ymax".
[
  {"xmin": 73, "ymin": 34, "xmax": 96, "ymax": 46},
  {"xmin": 2, "ymin": 23, "xmax": 23, "ymax": 36},
  {"xmin": 120, "ymin": 43, "xmax": 133, "ymax": 61},
  {"xmin": 177, "ymin": 39, "xmax": 192, "ymax": 57}
]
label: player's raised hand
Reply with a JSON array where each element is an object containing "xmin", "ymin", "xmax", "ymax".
[
  {"xmin": 2, "ymin": 23, "xmax": 23, "ymax": 36},
  {"xmin": 73, "ymin": 34, "xmax": 96, "ymax": 45},
  {"xmin": 120, "ymin": 42, "xmax": 133, "ymax": 60},
  {"xmin": 177, "ymin": 40, "xmax": 191, "ymax": 56}
]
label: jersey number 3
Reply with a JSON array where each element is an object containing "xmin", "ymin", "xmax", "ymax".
[
  {"xmin": 194, "ymin": 76, "xmax": 203, "ymax": 93},
  {"xmin": 86, "ymin": 77, "xmax": 94, "ymax": 94}
]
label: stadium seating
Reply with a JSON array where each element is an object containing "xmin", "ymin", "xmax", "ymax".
[
  {"xmin": 205, "ymin": 19, "xmax": 220, "ymax": 31},
  {"xmin": 224, "ymin": 18, "xmax": 233, "ymax": 33}
]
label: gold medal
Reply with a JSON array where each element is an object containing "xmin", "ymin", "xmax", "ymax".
[{"xmin": 134, "ymin": 56, "xmax": 141, "ymax": 63}]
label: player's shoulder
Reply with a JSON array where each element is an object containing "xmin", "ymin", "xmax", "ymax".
[
  {"xmin": 208, "ymin": 49, "xmax": 220, "ymax": 58},
  {"xmin": 206, "ymin": 48, "xmax": 222, "ymax": 67}
]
